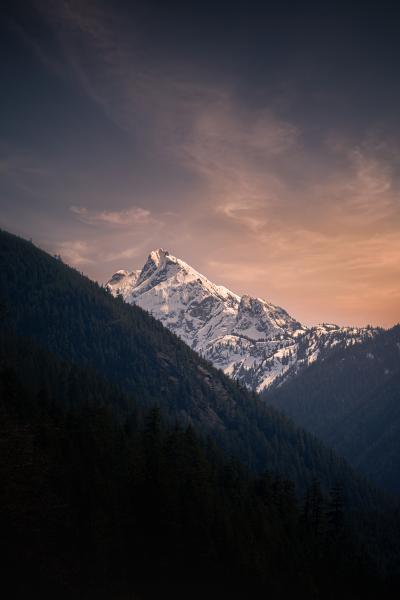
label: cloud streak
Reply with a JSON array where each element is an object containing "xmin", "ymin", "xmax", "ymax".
[
  {"xmin": 2, "ymin": 0, "xmax": 399, "ymax": 328},
  {"xmin": 70, "ymin": 205, "xmax": 152, "ymax": 227}
]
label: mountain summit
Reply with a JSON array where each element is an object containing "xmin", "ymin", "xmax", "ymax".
[{"xmin": 107, "ymin": 250, "xmax": 377, "ymax": 390}]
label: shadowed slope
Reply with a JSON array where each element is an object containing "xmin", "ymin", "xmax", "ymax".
[{"xmin": 0, "ymin": 229, "xmax": 383, "ymax": 509}]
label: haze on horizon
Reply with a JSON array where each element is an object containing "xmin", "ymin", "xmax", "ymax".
[{"xmin": 1, "ymin": 1, "xmax": 400, "ymax": 328}]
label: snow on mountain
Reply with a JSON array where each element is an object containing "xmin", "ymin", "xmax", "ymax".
[
  {"xmin": 107, "ymin": 269, "xmax": 141, "ymax": 296},
  {"xmin": 106, "ymin": 249, "xmax": 378, "ymax": 391}
]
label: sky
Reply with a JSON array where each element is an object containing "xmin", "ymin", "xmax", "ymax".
[{"xmin": 1, "ymin": 0, "xmax": 400, "ymax": 327}]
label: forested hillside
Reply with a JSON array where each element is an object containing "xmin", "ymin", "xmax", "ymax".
[
  {"xmin": 1, "ymin": 329, "xmax": 399, "ymax": 599},
  {"xmin": 266, "ymin": 326, "xmax": 400, "ymax": 492},
  {"xmin": 0, "ymin": 229, "xmax": 381, "ymax": 508}
]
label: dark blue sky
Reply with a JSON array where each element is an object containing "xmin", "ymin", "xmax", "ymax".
[{"xmin": 1, "ymin": 0, "xmax": 400, "ymax": 326}]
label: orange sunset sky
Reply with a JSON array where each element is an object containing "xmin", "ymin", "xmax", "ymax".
[{"xmin": 1, "ymin": 1, "xmax": 399, "ymax": 327}]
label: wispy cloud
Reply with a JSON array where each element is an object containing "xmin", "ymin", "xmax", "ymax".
[
  {"xmin": 54, "ymin": 238, "xmax": 145, "ymax": 268},
  {"xmin": 0, "ymin": 146, "xmax": 50, "ymax": 178},
  {"xmin": 57, "ymin": 240, "xmax": 95, "ymax": 266},
  {"xmin": 311, "ymin": 147, "xmax": 398, "ymax": 228},
  {"xmin": 70, "ymin": 205, "xmax": 152, "ymax": 227},
  {"xmin": 215, "ymin": 200, "xmax": 269, "ymax": 233}
]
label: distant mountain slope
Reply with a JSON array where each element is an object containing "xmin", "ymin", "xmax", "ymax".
[
  {"xmin": 266, "ymin": 326, "xmax": 400, "ymax": 493},
  {"xmin": 107, "ymin": 249, "xmax": 378, "ymax": 391},
  {"xmin": 0, "ymin": 229, "xmax": 381, "ymax": 508},
  {"xmin": 331, "ymin": 370, "xmax": 400, "ymax": 492}
]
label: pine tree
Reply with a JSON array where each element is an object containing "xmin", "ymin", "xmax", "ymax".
[
  {"xmin": 327, "ymin": 483, "xmax": 345, "ymax": 538},
  {"xmin": 309, "ymin": 478, "xmax": 324, "ymax": 537}
]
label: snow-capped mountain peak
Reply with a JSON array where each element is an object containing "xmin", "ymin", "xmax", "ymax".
[
  {"xmin": 134, "ymin": 248, "xmax": 170, "ymax": 287},
  {"xmin": 107, "ymin": 250, "xmax": 378, "ymax": 391}
]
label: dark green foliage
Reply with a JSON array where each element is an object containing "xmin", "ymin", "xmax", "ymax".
[
  {"xmin": 0, "ymin": 329, "xmax": 398, "ymax": 600},
  {"xmin": 0, "ymin": 229, "xmax": 382, "ymax": 509},
  {"xmin": 326, "ymin": 484, "xmax": 345, "ymax": 538},
  {"xmin": 265, "ymin": 326, "xmax": 400, "ymax": 492}
]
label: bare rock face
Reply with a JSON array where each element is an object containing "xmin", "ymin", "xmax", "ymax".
[{"xmin": 107, "ymin": 250, "xmax": 378, "ymax": 391}]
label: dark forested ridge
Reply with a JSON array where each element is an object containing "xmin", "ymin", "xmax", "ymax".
[
  {"xmin": 1, "ymin": 329, "xmax": 400, "ymax": 599},
  {"xmin": 0, "ymin": 229, "xmax": 382, "ymax": 509},
  {"xmin": 1, "ymin": 229, "xmax": 400, "ymax": 598},
  {"xmin": 265, "ymin": 326, "xmax": 400, "ymax": 493}
]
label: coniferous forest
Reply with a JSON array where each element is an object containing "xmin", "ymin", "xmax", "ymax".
[{"xmin": 1, "ymin": 230, "xmax": 400, "ymax": 599}]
